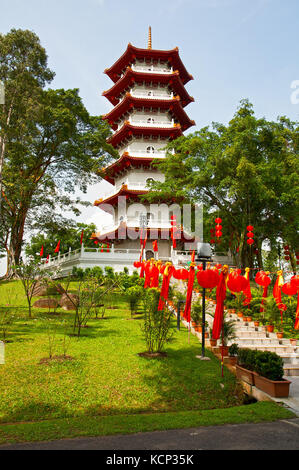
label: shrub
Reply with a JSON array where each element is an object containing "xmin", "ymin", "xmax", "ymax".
[
  {"xmin": 237, "ymin": 348, "xmax": 284, "ymax": 381},
  {"xmin": 228, "ymin": 343, "xmax": 239, "ymax": 357},
  {"xmin": 254, "ymin": 351, "xmax": 284, "ymax": 381},
  {"xmin": 141, "ymin": 288, "xmax": 174, "ymax": 354}
]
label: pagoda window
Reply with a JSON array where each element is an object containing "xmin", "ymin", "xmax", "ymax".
[
  {"xmin": 147, "ymin": 146, "xmax": 155, "ymax": 154},
  {"xmin": 147, "ymin": 118, "xmax": 155, "ymax": 124}
]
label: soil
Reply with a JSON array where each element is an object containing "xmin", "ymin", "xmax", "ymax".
[
  {"xmin": 39, "ymin": 355, "xmax": 74, "ymax": 365},
  {"xmin": 138, "ymin": 351, "xmax": 168, "ymax": 359}
]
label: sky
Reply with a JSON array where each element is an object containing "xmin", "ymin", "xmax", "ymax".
[{"xmin": 1, "ymin": 0, "xmax": 299, "ymax": 273}]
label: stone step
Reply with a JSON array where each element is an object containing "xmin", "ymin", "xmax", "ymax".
[
  {"xmin": 237, "ymin": 337, "xmax": 295, "ymax": 347},
  {"xmin": 284, "ymin": 366, "xmax": 299, "ymax": 377}
]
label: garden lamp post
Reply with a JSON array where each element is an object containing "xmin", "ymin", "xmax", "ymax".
[{"xmin": 195, "ymin": 243, "xmax": 213, "ymax": 360}]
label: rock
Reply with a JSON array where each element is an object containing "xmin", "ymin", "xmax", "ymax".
[
  {"xmin": 32, "ymin": 282, "xmax": 60, "ymax": 297},
  {"xmin": 59, "ymin": 293, "xmax": 79, "ymax": 311},
  {"xmin": 33, "ymin": 298, "xmax": 59, "ymax": 309}
]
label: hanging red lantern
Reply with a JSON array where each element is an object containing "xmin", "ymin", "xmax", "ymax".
[
  {"xmin": 247, "ymin": 239, "xmax": 254, "ymax": 245},
  {"xmin": 247, "ymin": 225, "xmax": 254, "ymax": 231},
  {"xmin": 215, "ymin": 218, "xmax": 222, "ymax": 224},
  {"xmin": 210, "ymin": 238, "xmax": 215, "ymax": 244},
  {"xmin": 215, "ymin": 224, "xmax": 222, "ymax": 230},
  {"xmin": 282, "ymin": 282, "xmax": 298, "ymax": 296},
  {"xmin": 227, "ymin": 271, "xmax": 248, "ymax": 292},
  {"xmin": 133, "ymin": 261, "xmax": 142, "ymax": 269},
  {"xmin": 216, "ymin": 231, "xmax": 222, "ymax": 237},
  {"xmin": 210, "ymin": 228, "xmax": 215, "ymax": 234},
  {"xmin": 197, "ymin": 269, "xmax": 220, "ymax": 289},
  {"xmin": 284, "ymin": 256, "xmax": 290, "ymax": 261},
  {"xmin": 290, "ymin": 275, "xmax": 299, "ymax": 291},
  {"xmin": 173, "ymin": 267, "xmax": 189, "ymax": 280},
  {"xmin": 247, "ymin": 232, "xmax": 254, "ymax": 238}
]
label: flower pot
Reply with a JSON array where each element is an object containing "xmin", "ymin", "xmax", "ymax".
[
  {"xmin": 236, "ymin": 364, "xmax": 257, "ymax": 386},
  {"xmin": 219, "ymin": 345, "xmax": 229, "ymax": 357},
  {"xmin": 254, "ymin": 374, "xmax": 291, "ymax": 398},
  {"xmin": 246, "ymin": 317, "xmax": 252, "ymax": 322},
  {"xmin": 276, "ymin": 332, "xmax": 283, "ymax": 339},
  {"xmin": 254, "ymin": 321, "xmax": 260, "ymax": 327},
  {"xmin": 290, "ymin": 338, "xmax": 297, "ymax": 346},
  {"xmin": 191, "ymin": 321, "xmax": 196, "ymax": 328},
  {"xmin": 212, "ymin": 300, "xmax": 217, "ymax": 305},
  {"xmin": 229, "ymin": 356, "xmax": 237, "ymax": 366},
  {"xmin": 237, "ymin": 312, "xmax": 243, "ymax": 318},
  {"xmin": 209, "ymin": 338, "xmax": 217, "ymax": 347},
  {"xmin": 266, "ymin": 325, "xmax": 274, "ymax": 333},
  {"xmin": 195, "ymin": 325, "xmax": 202, "ymax": 333},
  {"xmin": 231, "ymin": 309, "xmax": 236, "ymax": 314}
]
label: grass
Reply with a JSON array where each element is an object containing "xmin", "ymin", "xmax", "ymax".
[{"xmin": 0, "ymin": 279, "xmax": 295, "ymax": 444}]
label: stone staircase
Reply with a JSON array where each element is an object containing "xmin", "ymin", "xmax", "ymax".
[{"xmin": 223, "ymin": 313, "xmax": 299, "ymax": 377}]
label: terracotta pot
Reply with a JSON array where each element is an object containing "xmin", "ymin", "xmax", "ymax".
[
  {"xmin": 254, "ymin": 321, "xmax": 260, "ymax": 327},
  {"xmin": 191, "ymin": 321, "xmax": 196, "ymax": 328},
  {"xmin": 242, "ymin": 316, "xmax": 248, "ymax": 322},
  {"xmin": 195, "ymin": 325, "xmax": 202, "ymax": 333},
  {"xmin": 229, "ymin": 356, "xmax": 237, "ymax": 366},
  {"xmin": 209, "ymin": 338, "xmax": 217, "ymax": 347},
  {"xmin": 205, "ymin": 332, "xmax": 209, "ymax": 338},
  {"xmin": 290, "ymin": 338, "xmax": 297, "ymax": 346},
  {"xmin": 231, "ymin": 309, "xmax": 236, "ymax": 314},
  {"xmin": 237, "ymin": 312, "xmax": 243, "ymax": 318},
  {"xmin": 212, "ymin": 300, "xmax": 217, "ymax": 305},
  {"xmin": 254, "ymin": 374, "xmax": 291, "ymax": 398},
  {"xmin": 236, "ymin": 364, "xmax": 257, "ymax": 386},
  {"xmin": 276, "ymin": 332, "xmax": 283, "ymax": 339},
  {"xmin": 267, "ymin": 325, "xmax": 274, "ymax": 333},
  {"xmin": 246, "ymin": 317, "xmax": 252, "ymax": 322},
  {"xmin": 219, "ymin": 345, "xmax": 229, "ymax": 357}
]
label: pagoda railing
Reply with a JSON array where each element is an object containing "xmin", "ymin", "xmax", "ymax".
[
  {"xmin": 117, "ymin": 120, "xmax": 174, "ymax": 131},
  {"xmin": 102, "ymin": 181, "xmax": 149, "ymax": 200},
  {"xmin": 125, "ymin": 150, "xmax": 166, "ymax": 158},
  {"xmin": 131, "ymin": 65, "xmax": 173, "ymax": 74},
  {"xmin": 130, "ymin": 90, "xmax": 173, "ymax": 100}
]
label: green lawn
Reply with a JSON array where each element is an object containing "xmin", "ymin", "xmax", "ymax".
[{"xmin": 0, "ymin": 280, "xmax": 294, "ymax": 444}]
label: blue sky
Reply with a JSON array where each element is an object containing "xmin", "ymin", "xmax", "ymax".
[{"xmin": 1, "ymin": 0, "xmax": 298, "ymax": 272}]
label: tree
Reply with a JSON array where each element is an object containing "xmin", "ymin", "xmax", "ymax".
[
  {"xmin": 148, "ymin": 100, "xmax": 299, "ymax": 270},
  {"xmin": 0, "ymin": 29, "xmax": 116, "ymax": 277},
  {"xmin": 25, "ymin": 221, "xmax": 98, "ymax": 260}
]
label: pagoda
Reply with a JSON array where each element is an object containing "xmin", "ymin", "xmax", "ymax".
[{"xmin": 93, "ymin": 28, "xmax": 195, "ymax": 260}]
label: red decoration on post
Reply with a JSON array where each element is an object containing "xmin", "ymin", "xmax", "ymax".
[{"xmin": 196, "ymin": 269, "xmax": 220, "ymax": 289}]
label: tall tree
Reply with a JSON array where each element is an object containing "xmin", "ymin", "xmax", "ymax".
[
  {"xmin": 0, "ymin": 29, "xmax": 116, "ymax": 276},
  {"xmin": 148, "ymin": 100, "xmax": 299, "ymax": 270}
]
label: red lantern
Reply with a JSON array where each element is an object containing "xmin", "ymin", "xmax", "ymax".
[
  {"xmin": 210, "ymin": 238, "xmax": 215, "ymax": 244},
  {"xmin": 247, "ymin": 239, "xmax": 254, "ymax": 245},
  {"xmin": 215, "ymin": 224, "xmax": 222, "ymax": 230},
  {"xmin": 197, "ymin": 269, "xmax": 220, "ymax": 289},
  {"xmin": 290, "ymin": 275, "xmax": 299, "ymax": 291},
  {"xmin": 247, "ymin": 232, "xmax": 254, "ymax": 238},
  {"xmin": 247, "ymin": 225, "xmax": 254, "ymax": 231},
  {"xmin": 133, "ymin": 261, "xmax": 142, "ymax": 268},
  {"xmin": 284, "ymin": 256, "xmax": 290, "ymax": 261},
  {"xmin": 282, "ymin": 282, "xmax": 298, "ymax": 296},
  {"xmin": 216, "ymin": 231, "xmax": 222, "ymax": 237},
  {"xmin": 255, "ymin": 271, "xmax": 271, "ymax": 287},
  {"xmin": 173, "ymin": 268, "xmax": 189, "ymax": 280},
  {"xmin": 215, "ymin": 218, "xmax": 222, "ymax": 224},
  {"xmin": 227, "ymin": 271, "xmax": 248, "ymax": 292}
]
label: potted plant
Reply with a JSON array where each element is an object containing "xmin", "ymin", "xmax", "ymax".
[
  {"xmin": 219, "ymin": 317, "xmax": 237, "ymax": 357},
  {"xmin": 228, "ymin": 343, "xmax": 239, "ymax": 366},
  {"xmin": 232, "ymin": 292, "xmax": 246, "ymax": 318},
  {"xmin": 236, "ymin": 348, "xmax": 259, "ymax": 385},
  {"xmin": 191, "ymin": 300, "xmax": 202, "ymax": 330},
  {"xmin": 264, "ymin": 298, "xmax": 281, "ymax": 334},
  {"xmin": 254, "ymin": 350, "xmax": 291, "ymax": 398}
]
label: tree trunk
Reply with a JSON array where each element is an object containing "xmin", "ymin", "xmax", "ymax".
[{"xmin": 5, "ymin": 207, "xmax": 28, "ymax": 278}]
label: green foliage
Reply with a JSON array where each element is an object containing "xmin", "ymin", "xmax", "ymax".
[
  {"xmin": 141, "ymin": 288, "xmax": 174, "ymax": 354},
  {"xmin": 222, "ymin": 317, "xmax": 237, "ymax": 346},
  {"xmin": 237, "ymin": 348, "xmax": 284, "ymax": 381},
  {"xmin": 148, "ymin": 100, "xmax": 298, "ymax": 269},
  {"xmin": 125, "ymin": 285, "xmax": 144, "ymax": 316},
  {"xmin": 228, "ymin": 343, "xmax": 239, "ymax": 357},
  {"xmin": 25, "ymin": 222, "xmax": 98, "ymax": 260},
  {"xmin": 191, "ymin": 300, "xmax": 202, "ymax": 324}
]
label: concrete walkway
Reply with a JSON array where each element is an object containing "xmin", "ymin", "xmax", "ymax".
[
  {"xmin": 1, "ymin": 419, "xmax": 299, "ymax": 450},
  {"xmin": 271, "ymin": 376, "xmax": 299, "ymax": 416}
]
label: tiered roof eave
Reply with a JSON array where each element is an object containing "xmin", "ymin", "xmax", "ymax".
[{"xmin": 104, "ymin": 43, "xmax": 193, "ymax": 84}]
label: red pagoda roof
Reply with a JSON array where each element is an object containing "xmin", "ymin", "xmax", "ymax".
[
  {"xmin": 107, "ymin": 122, "xmax": 182, "ymax": 148},
  {"xmin": 104, "ymin": 44, "xmax": 193, "ymax": 85},
  {"xmin": 92, "ymin": 221, "xmax": 194, "ymax": 243},
  {"xmin": 103, "ymin": 94, "xmax": 195, "ymax": 132},
  {"xmin": 94, "ymin": 184, "xmax": 148, "ymax": 212},
  {"xmin": 102, "ymin": 68, "xmax": 194, "ymax": 107},
  {"xmin": 100, "ymin": 152, "xmax": 162, "ymax": 185}
]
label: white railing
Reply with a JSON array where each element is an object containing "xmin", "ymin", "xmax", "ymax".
[
  {"xmin": 125, "ymin": 150, "xmax": 166, "ymax": 158},
  {"xmin": 102, "ymin": 181, "xmax": 149, "ymax": 200},
  {"xmin": 116, "ymin": 120, "xmax": 174, "ymax": 131},
  {"xmin": 131, "ymin": 91, "xmax": 173, "ymax": 100},
  {"xmin": 131, "ymin": 65, "xmax": 172, "ymax": 74}
]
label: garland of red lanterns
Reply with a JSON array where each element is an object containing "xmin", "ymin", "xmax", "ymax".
[
  {"xmin": 215, "ymin": 217, "xmax": 222, "ymax": 244},
  {"xmin": 246, "ymin": 225, "xmax": 254, "ymax": 246},
  {"xmin": 283, "ymin": 244, "xmax": 290, "ymax": 261}
]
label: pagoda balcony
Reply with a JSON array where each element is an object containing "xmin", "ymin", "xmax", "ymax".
[
  {"xmin": 131, "ymin": 64, "xmax": 173, "ymax": 74},
  {"xmin": 100, "ymin": 216, "xmax": 173, "ymax": 234},
  {"xmin": 101, "ymin": 181, "xmax": 150, "ymax": 201},
  {"xmin": 125, "ymin": 149, "xmax": 166, "ymax": 158},
  {"xmin": 130, "ymin": 90, "xmax": 173, "ymax": 100},
  {"xmin": 116, "ymin": 119, "xmax": 175, "ymax": 131}
]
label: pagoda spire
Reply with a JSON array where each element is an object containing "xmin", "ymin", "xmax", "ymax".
[{"xmin": 148, "ymin": 26, "xmax": 152, "ymax": 49}]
